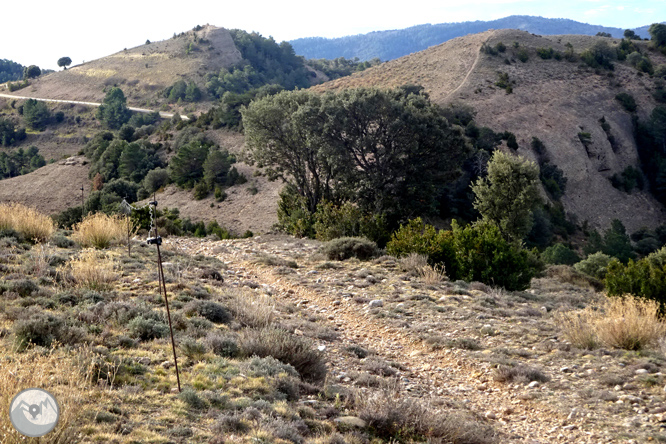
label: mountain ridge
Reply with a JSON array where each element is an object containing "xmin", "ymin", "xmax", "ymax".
[{"xmin": 290, "ymin": 15, "xmax": 660, "ymax": 62}]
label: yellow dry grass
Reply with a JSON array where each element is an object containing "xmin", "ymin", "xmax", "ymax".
[
  {"xmin": 0, "ymin": 345, "xmax": 94, "ymax": 444},
  {"xmin": 0, "ymin": 202, "xmax": 55, "ymax": 242},
  {"xmin": 419, "ymin": 263, "xmax": 448, "ymax": 285},
  {"xmin": 73, "ymin": 68, "xmax": 118, "ymax": 78},
  {"xmin": 67, "ymin": 248, "xmax": 117, "ymax": 291},
  {"xmin": 73, "ymin": 213, "xmax": 126, "ymax": 249},
  {"xmin": 556, "ymin": 295, "xmax": 666, "ymax": 351}
]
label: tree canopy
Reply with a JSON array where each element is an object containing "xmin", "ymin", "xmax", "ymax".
[
  {"xmin": 242, "ymin": 86, "xmax": 469, "ymax": 227},
  {"xmin": 472, "ymin": 150, "xmax": 541, "ymax": 243},
  {"xmin": 57, "ymin": 57, "xmax": 72, "ymax": 69},
  {"xmin": 97, "ymin": 87, "xmax": 131, "ymax": 129},
  {"xmin": 23, "ymin": 65, "xmax": 41, "ymax": 79}
]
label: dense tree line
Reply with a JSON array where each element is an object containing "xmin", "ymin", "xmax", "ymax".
[
  {"xmin": 305, "ymin": 57, "xmax": 381, "ymax": 80},
  {"xmin": 0, "ymin": 146, "xmax": 45, "ymax": 179},
  {"xmin": 0, "ymin": 59, "xmax": 23, "ymax": 83}
]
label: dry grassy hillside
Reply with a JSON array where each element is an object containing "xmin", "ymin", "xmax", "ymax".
[
  {"xmin": 1, "ymin": 25, "xmax": 241, "ymax": 110},
  {"xmin": 0, "ymin": 156, "xmax": 91, "ymax": 216},
  {"xmin": 315, "ymin": 29, "xmax": 666, "ymax": 232}
]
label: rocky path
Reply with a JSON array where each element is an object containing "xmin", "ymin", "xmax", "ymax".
[{"xmin": 163, "ymin": 235, "xmax": 659, "ymax": 443}]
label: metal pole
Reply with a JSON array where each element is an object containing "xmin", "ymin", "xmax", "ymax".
[
  {"xmin": 156, "ymin": 242, "xmax": 181, "ymax": 392},
  {"xmin": 80, "ymin": 185, "xmax": 84, "ymax": 216}
]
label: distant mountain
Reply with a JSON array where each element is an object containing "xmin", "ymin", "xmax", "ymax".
[{"xmin": 290, "ymin": 15, "xmax": 658, "ymax": 62}]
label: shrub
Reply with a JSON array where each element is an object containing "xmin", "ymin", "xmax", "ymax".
[
  {"xmin": 13, "ymin": 310, "xmax": 85, "ymax": 351},
  {"xmin": 0, "ymin": 202, "xmax": 55, "ymax": 242},
  {"xmin": 204, "ymin": 331, "xmax": 239, "ymax": 357},
  {"xmin": 452, "ymin": 221, "xmax": 542, "ymax": 291},
  {"xmin": 68, "ymin": 249, "xmax": 117, "ymax": 291},
  {"xmin": 180, "ymin": 337, "xmax": 207, "ymax": 361},
  {"xmin": 493, "ymin": 365, "xmax": 550, "ymax": 384},
  {"xmin": 238, "ymin": 328, "xmax": 327, "ymax": 383},
  {"xmin": 356, "ymin": 384, "xmax": 497, "ymax": 443},
  {"xmin": 386, "ymin": 218, "xmax": 458, "ymax": 275},
  {"xmin": 128, "ymin": 315, "xmax": 169, "ymax": 341},
  {"xmin": 179, "ymin": 388, "xmax": 208, "ymax": 410},
  {"xmin": 536, "ymin": 47, "xmax": 554, "ymax": 59},
  {"xmin": 320, "ymin": 237, "xmax": 378, "ymax": 261},
  {"xmin": 541, "ymin": 243, "xmax": 580, "ymax": 265},
  {"xmin": 516, "ymin": 47, "xmax": 529, "ymax": 62},
  {"xmin": 605, "ymin": 253, "xmax": 666, "ymax": 302},
  {"xmin": 574, "ymin": 252, "xmax": 612, "ymax": 279},
  {"xmin": 193, "ymin": 181, "xmax": 209, "ymax": 200},
  {"xmin": 616, "ymin": 92, "xmax": 637, "ymax": 112},
  {"xmin": 558, "ymin": 295, "xmax": 666, "ymax": 351},
  {"xmin": 73, "ymin": 212, "xmax": 125, "ymax": 248},
  {"xmin": 227, "ymin": 290, "xmax": 275, "ymax": 328},
  {"xmin": 184, "ymin": 300, "xmax": 231, "ymax": 323}
]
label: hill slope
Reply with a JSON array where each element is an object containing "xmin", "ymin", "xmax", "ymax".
[
  {"xmin": 1, "ymin": 26, "xmax": 242, "ymax": 108},
  {"xmin": 290, "ymin": 15, "xmax": 656, "ymax": 62},
  {"xmin": 314, "ymin": 29, "xmax": 666, "ymax": 232}
]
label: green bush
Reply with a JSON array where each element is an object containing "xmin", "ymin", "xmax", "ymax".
[
  {"xmin": 516, "ymin": 47, "xmax": 529, "ymax": 62},
  {"xmin": 193, "ymin": 181, "xmax": 209, "ymax": 200},
  {"xmin": 239, "ymin": 328, "xmax": 327, "ymax": 383},
  {"xmin": 128, "ymin": 315, "xmax": 169, "ymax": 340},
  {"xmin": 184, "ymin": 301, "xmax": 231, "ymax": 324},
  {"xmin": 452, "ymin": 221, "xmax": 542, "ymax": 291},
  {"xmin": 616, "ymin": 92, "xmax": 637, "ymax": 113},
  {"xmin": 541, "ymin": 243, "xmax": 580, "ymax": 265},
  {"xmin": 574, "ymin": 252, "xmax": 612, "ymax": 280},
  {"xmin": 386, "ymin": 218, "xmax": 458, "ymax": 277},
  {"xmin": 605, "ymin": 247, "xmax": 666, "ymax": 301},
  {"xmin": 536, "ymin": 47, "xmax": 555, "ymax": 59},
  {"xmin": 13, "ymin": 310, "xmax": 84, "ymax": 351},
  {"xmin": 320, "ymin": 237, "xmax": 379, "ymax": 261}
]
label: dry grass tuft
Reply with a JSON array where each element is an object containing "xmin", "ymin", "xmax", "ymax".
[
  {"xmin": 398, "ymin": 253, "xmax": 428, "ymax": 273},
  {"xmin": 227, "ymin": 289, "xmax": 275, "ymax": 328},
  {"xmin": 0, "ymin": 345, "xmax": 94, "ymax": 444},
  {"xmin": 419, "ymin": 263, "xmax": 447, "ymax": 285},
  {"xmin": 67, "ymin": 249, "xmax": 117, "ymax": 291},
  {"xmin": 0, "ymin": 202, "xmax": 55, "ymax": 242},
  {"xmin": 72, "ymin": 213, "xmax": 126, "ymax": 249},
  {"xmin": 556, "ymin": 295, "xmax": 666, "ymax": 351}
]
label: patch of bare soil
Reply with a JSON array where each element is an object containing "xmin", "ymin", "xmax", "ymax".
[
  {"xmin": 168, "ymin": 234, "xmax": 666, "ymax": 443},
  {"xmin": 0, "ymin": 156, "xmax": 91, "ymax": 215}
]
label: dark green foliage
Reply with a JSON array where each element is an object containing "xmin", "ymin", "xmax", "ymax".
[
  {"xmin": 616, "ymin": 92, "xmax": 637, "ymax": 113},
  {"xmin": 626, "ymin": 51, "xmax": 654, "ymax": 74},
  {"xmin": 244, "ymin": 87, "xmax": 469, "ymax": 231},
  {"xmin": 574, "ymin": 252, "xmax": 612, "ymax": 280},
  {"xmin": 179, "ymin": 388, "xmax": 207, "ymax": 410},
  {"xmin": 128, "ymin": 315, "xmax": 169, "ymax": 341},
  {"xmin": 23, "ymin": 65, "xmax": 41, "ymax": 79},
  {"xmin": 540, "ymin": 162, "xmax": 567, "ymax": 200},
  {"xmin": 452, "ymin": 221, "xmax": 542, "ymax": 291},
  {"xmin": 495, "ymin": 72, "xmax": 512, "ymax": 93},
  {"xmin": 649, "ymin": 23, "xmax": 666, "ymax": 48},
  {"xmin": 596, "ymin": 32, "xmax": 612, "ymax": 38},
  {"xmin": 168, "ymin": 139, "xmax": 212, "ymax": 188},
  {"xmin": 57, "ymin": 57, "xmax": 72, "ymax": 69},
  {"xmin": 193, "ymin": 181, "xmax": 209, "ymax": 200},
  {"xmin": 387, "ymin": 219, "xmax": 542, "ymax": 290},
  {"xmin": 97, "ymin": 87, "xmax": 131, "ymax": 129},
  {"xmin": 481, "ymin": 43, "xmax": 498, "ymax": 56},
  {"xmin": 495, "ymin": 42, "xmax": 506, "ymax": 53},
  {"xmin": 311, "ymin": 201, "xmax": 390, "ymax": 246},
  {"xmin": 386, "ymin": 218, "xmax": 458, "ymax": 276},
  {"xmin": 610, "ymin": 166, "xmax": 644, "ymax": 192},
  {"xmin": 305, "ymin": 57, "xmax": 380, "ymax": 80},
  {"xmin": 580, "ymin": 41, "xmax": 616, "ymax": 69},
  {"xmin": 603, "ymin": 219, "xmax": 635, "ymax": 263},
  {"xmin": 624, "ymin": 30, "xmax": 641, "ymax": 40},
  {"xmin": 541, "ymin": 243, "xmax": 580, "ymax": 265},
  {"xmin": 203, "ymin": 148, "xmax": 236, "ymax": 189},
  {"xmin": 0, "ymin": 116, "xmax": 26, "ymax": 146},
  {"xmin": 53, "ymin": 206, "xmax": 83, "ymax": 229},
  {"xmin": 239, "ymin": 328, "xmax": 327, "ymax": 383},
  {"xmin": 142, "ymin": 167, "xmax": 170, "ymax": 193},
  {"xmin": 164, "ymin": 80, "xmax": 202, "ymax": 102},
  {"xmin": 536, "ymin": 47, "xmax": 555, "ymax": 59},
  {"xmin": 516, "ymin": 47, "xmax": 529, "ymax": 62},
  {"xmin": 320, "ymin": 237, "xmax": 379, "ymax": 261},
  {"xmin": 205, "ymin": 332, "xmax": 239, "ymax": 357},
  {"xmin": 578, "ymin": 132, "xmax": 592, "ymax": 149},
  {"xmin": 23, "ymin": 99, "xmax": 51, "ymax": 131},
  {"xmin": 86, "ymin": 134, "xmax": 164, "ymax": 185},
  {"xmin": 605, "ymin": 250, "xmax": 666, "ymax": 302},
  {"xmin": 0, "ymin": 146, "xmax": 46, "ymax": 179},
  {"xmin": 0, "ymin": 59, "xmax": 24, "ymax": 83},
  {"xmin": 505, "ymin": 132, "xmax": 518, "ymax": 148},
  {"xmin": 525, "ymin": 207, "xmax": 553, "ymax": 249}
]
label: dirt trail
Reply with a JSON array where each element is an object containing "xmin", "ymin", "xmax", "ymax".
[
  {"xmin": 168, "ymin": 236, "xmax": 608, "ymax": 444},
  {"xmin": 443, "ymin": 30, "xmax": 496, "ymax": 102}
]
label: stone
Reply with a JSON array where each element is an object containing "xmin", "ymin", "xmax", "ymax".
[
  {"xmin": 136, "ymin": 357, "xmax": 151, "ymax": 365},
  {"xmin": 635, "ymin": 368, "xmax": 649, "ymax": 375},
  {"xmin": 334, "ymin": 416, "xmax": 366, "ymax": 428},
  {"xmin": 369, "ymin": 299, "xmax": 384, "ymax": 308},
  {"xmin": 527, "ymin": 381, "xmax": 540, "ymax": 388},
  {"xmin": 485, "ymin": 411, "xmax": 496, "ymax": 419},
  {"xmin": 161, "ymin": 361, "xmax": 173, "ymax": 369},
  {"xmin": 560, "ymin": 367, "xmax": 571, "ymax": 373}
]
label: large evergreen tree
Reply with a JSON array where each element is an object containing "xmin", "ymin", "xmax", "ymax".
[{"xmin": 97, "ymin": 87, "xmax": 131, "ymax": 129}]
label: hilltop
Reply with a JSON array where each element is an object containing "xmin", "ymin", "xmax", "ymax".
[
  {"xmin": 290, "ymin": 15, "xmax": 658, "ymax": 62},
  {"xmin": 313, "ymin": 29, "xmax": 666, "ymax": 233}
]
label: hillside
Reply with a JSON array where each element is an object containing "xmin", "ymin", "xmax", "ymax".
[
  {"xmin": 290, "ymin": 15, "xmax": 657, "ymax": 62},
  {"xmin": 313, "ymin": 29, "xmax": 666, "ymax": 233},
  {"xmin": 0, "ymin": 26, "xmax": 242, "ymax": 111}
]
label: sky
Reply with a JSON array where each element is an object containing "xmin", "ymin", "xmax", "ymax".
[{"xmin": 3, "ymin": 0, "xmax": 664, "ymax": 70}]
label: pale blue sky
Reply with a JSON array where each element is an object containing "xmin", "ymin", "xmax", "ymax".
[{"xmin": 3, "ymin": 0, "xmax": 664, "ymax": 70}]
